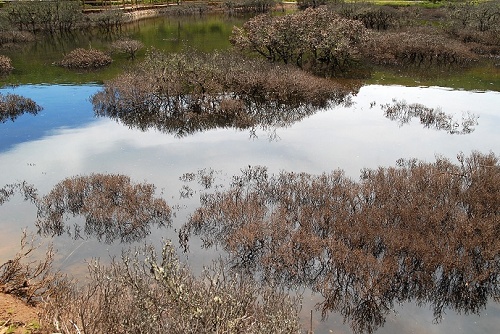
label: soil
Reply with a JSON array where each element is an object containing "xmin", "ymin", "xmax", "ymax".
[{"xmin": 0, "ymin": 293, "xmax": 44, "ymax": 334}]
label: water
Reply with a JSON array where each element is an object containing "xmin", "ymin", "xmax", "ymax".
[
  {"xmin": 1, "ymin": 13, "xmax": 499, "ymax": 334},
  {"xmin": 1, "ymin": 83, "xmax": 499, "ymax": 333}
]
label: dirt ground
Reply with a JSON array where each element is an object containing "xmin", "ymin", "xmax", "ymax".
[{"xmin": 0, "ymin": 293, "xmax": 44, "ymax": 334}]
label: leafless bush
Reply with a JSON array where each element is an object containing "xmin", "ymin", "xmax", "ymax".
[
  {"xmin": 88, "ymin": 9, "xmax": 124, "ymax": 32},
  {"xmin": 110, "ymin": 39, "xmax": 144, "ymax": 59},
  {"xmin": 365, "ymin": 30, "xmax": 478, "ymax": 67},
  {"xmin": 180, "ymin": 151, "xmax": 500, "ymax": 333},
  {"xmin": 230, "ymin": 7, "xmax": 367, "ymax": 76},
  {"xmin": 381, "ymin": 99, "xmax": 479, "ymax": 134},
  {"xmin": 0, "ymin": 30, "xmax": 35, "ymax": 48},
  {"xmin": 92, "ymin": 50, "xmax": 358, "ymax": 137},
  {"xmin": 0, "ymin": 230, "xmax": 64, "ymax": 306},
  {"xmin": 36, "ymin": 173, "xmax": 172, "ymax": 243},
  {"xmin": 0, "ymin": 93, "xmax": 43, "ymax": 122},
  {"xmin": 42, "ymin": 241, "xmax": 302, "ymax": 334},
  {"xmin": 0, "ymin": 55, "xmax": 13, "ymax": 73},
  {"xmin": 58, "ymin": 48, "xmax": 112, "ymax": 69}
]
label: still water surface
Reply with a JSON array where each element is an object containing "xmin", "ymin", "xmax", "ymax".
[{"xmin": 1, "ymin": 83, "xmax": 499, "ymax": 333}]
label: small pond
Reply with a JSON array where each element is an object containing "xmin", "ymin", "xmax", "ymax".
[{"xmin": 1, "ymin": 14, "xmax": 499, "ymax": 334}]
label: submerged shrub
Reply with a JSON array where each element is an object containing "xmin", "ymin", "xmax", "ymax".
[
  {"xmin": 180, "ymin": 151, "xmax": 500, "ymax": 334},
  {"xmin": 0, "ymin": 93, "xmax": 42, "ymax": 122},
  {"xmin": 36, "ymin": 173, "xmax": 172, "ymax": 243},
  {"xmin": 110, "ymin": 38, "xmax": 144, "ymax": 59},
  {"xmin": 0, "ymin": 54, "xmax": 13, "ymax": 73},
  {"xmin": 58, "ymin": 48, "xmax": 112, "ymax": 69},
  {"xmin": 92, "ymin": 50, "xmax": 358, "ymax": 137},
  {"xmin": 365, "ymin": 30, "xmax": 478, "ymax": 67},
  {"xmin": 230, "ymin": 7, "xmax": 367, "ymax": 76}
]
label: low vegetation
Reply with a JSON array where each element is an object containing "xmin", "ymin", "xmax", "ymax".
[
  {"xmin": 41, "ymin": 242, "xmax": 302, "ymax": 334},
  {"xmin": 92, "ymin": 50, "xmax": 359, "ymax": 137},
  {"xmin": 0, "ymin": 54, "xmax": 13, "ymax": 73},
  {"xmin": 110, "ymin": 38, "xmax": 144, "ymax": 59},
  {"xmin": 180, "ymin": 151, "xmax": 500, "ymax": 333},
  {"xmin": 231, "ymin": 7, "xmax": 367, "ymax": 76},
  {"xmin": 0, "ymin": 93, "xmax": 42, "ymax": 122},
  {"xmin": 381, "ymin": 99, "xmax": 479, "ymax": 134},
  {"xmin": 36, "ymin": 173, "xmax": 172, "ymax": 243},
  {"xmin": 58, "ymin": 48, "xmax": 112, "ymax": 69}
]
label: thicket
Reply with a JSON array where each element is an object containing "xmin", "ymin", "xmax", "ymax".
[
  {"xmin": 231, "ymin": 7, "xmax": 367, "ymax": 76},
  {"xmin": 41, "ymin": 242, "xmax": 302, "ymax": 334},
  {"xmin": 180, "ymin": 151, "xmax": 500, "ymax": 333},
  {"xmin": 35, "ymin": 174, "xmax": 172, "ymax": 243},
  {"xmin": 58, "ymin": 48, "xmax": 112, "ymax": 69},
  {"xmin": 92, "ymin": 50, "xmax": 358, "ymax": 137},
  {"xmin": 0, "ymin": 93, "xmax": 43, "ymax": 122},
  {"xmin": 110, "ymin": 38, "xmax": 144, "ymax": 59},
  {"xmin": 0, "ymin": 55, "xmax": 13, "ymax": 74}
]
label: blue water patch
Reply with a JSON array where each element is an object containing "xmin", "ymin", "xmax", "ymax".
[{"xmin": 0, "ymin": 84, "xmax": 102, "ymax": 152}]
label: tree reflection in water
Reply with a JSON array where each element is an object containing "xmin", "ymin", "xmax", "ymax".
[
  {"xmin": 0, "ymin": 93, "xmax": 42, "ymax": 123},
  {"xmin": 36, "ymin": 174, "xmax": 172, "ymax": 243},
  {"xmin": 91, "ymin": 51, "xmax": 359, "ymax": 138},
  {"xmin": 180, "ymin": 151, "xmax": 500, "ymax": 333},
  {"xmin": 381, "ymin": 99, "xmax": 479, "ymax": 134}
]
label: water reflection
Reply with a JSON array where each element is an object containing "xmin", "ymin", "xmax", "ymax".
[
  {"xmin": 36, "ymin": 174, "xmax": 172, "ymax": 243},
  {"xmin": 92, "ymin": 51, "xmax": 359, "ymax": 138},
  {"xmin": 381, "ymin": 99, "xmax": 479, "ymax": 134},
  {"xmin": 180, "ymin": 153, "xmax": 500, "ymax": 333},
  {"xmin": 0, "ymin": 84, "xmax": 498, "ymax": 333},
  {"xmin": 0, "ymin": 93, "xmax": 42, "ymax": 123}
]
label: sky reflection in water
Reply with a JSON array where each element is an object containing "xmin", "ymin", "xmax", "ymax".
[{"xmin": 0, "ymin": 84, "xmax": 499, "ymax": 333}]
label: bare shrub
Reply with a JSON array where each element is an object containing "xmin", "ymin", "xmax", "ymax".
[
  {"xmin": 58, "ymin": 48, "xmax": 112, "ymax": 69},
  {"xmin": 36, "ymin": 173, "xmax": 172, "ymax": 243},
  {"xmin": 180, "ymin": 151, "xmax": 500, "ymax": 333},
  {"xmin": 230, "ymin": 7, "xmax": 367, "ymax": 76},
  {"xmin": 381, "ymin": 99, "xmax": 479, "ymax": 134},
  {"xmin": 110, "ymin": 38, "xmax": 144, "ymax": 59},
  {"xmin": 224, "ymin": 0, "xmax": 276, "ymax": 14},
  {"xmin": 42, "ymin": 241, "xmax": 302, "ymax": 334},
  {"xmin": 0, "ymin": 54, "xmax": 13, "ymax": 73},
  {"xmin": 89, "ymin": 9, "xmax": 124, "ymax": 32},
  {"xmin": 0, "ymin": 93, "xmax": 43, "ymax": 122},
  {"xmin": 0, "ymin": 230, "xmax": 64, "ymax": 306},
  {"xmin": 92, "ymin": 50, "xmax": 358, "ymax": 137},
  {"xmin": 365, "ymin": 30, "xmax": 478, "ymax": 67},
  {"xmin": 0, "ymin": 30, "xmax": 35, "ymax": 49}
]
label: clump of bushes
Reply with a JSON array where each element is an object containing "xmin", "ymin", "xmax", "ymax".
[
  {"xmin": 0, "ymin": 93, "xmax": 42, "ymax": 122},
  {"xmin": 0, "ymin": 54, "xmax": 13, "ymax": 73},
  {"xmin": 58, "ymin": 48, "xmax": 112, "ymax": 69},
  {"xmin": 230, "ymin": 7, "xmax": 367, "ymax": 76},
  {"xmin": 110, "ymin": 38, "xmax": 144, "ymax": 59},
  {"xmin": 365, "ymin": 30, "xmax": 478, "ymax": 67},
  {"xmin": 41, "ymin": 241, "xmax": 302, "ymax": 333}
]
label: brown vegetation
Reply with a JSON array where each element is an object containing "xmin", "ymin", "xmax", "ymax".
[
  {"xmin": 92, "ymin": 50, "xmax": 358, "ymax": 137},
  {"xmin": 0, "ymin": 93, "xmax": 43, "ymax": 122},
  {"xmin": 365, "ymin": 29, "xmax": 478, "ymax": 67},
  {"xmin": 58, "ymin": 48, "xmax": 112, "ymax": 69},
  {"xmin": 381, "ymin": 99, "xmax": 479, "ymax": 134},
  {"xmin": 231, "ymin": 7, "xmax": 367, "ymax": 76},
  {"xmin": 0, "ymin": 231, "xmax": 63, "ymax": 307},
  {"xmin": 0, "ymin": 55, "xmax": 13, "ymax": 74},
  {"xmin": 110, "ymin": 38, "xmax": 144, "ymax": 59},
  {"xmin": 180, "ymin": 151, "xmax": 500, "ymax": 333},
  {"xmin": 36, "ymin": 174, "xmax": 172, "ymax": 243},
  {"xmin": 41, "ymin": 241, "xmax": 302, "ymax": 334}
]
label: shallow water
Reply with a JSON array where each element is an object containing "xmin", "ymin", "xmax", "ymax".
[{"xmin": 1, "ymin": 83, "xmax": 499, "ymax": 333}]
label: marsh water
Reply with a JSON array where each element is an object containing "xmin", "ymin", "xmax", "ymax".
[{"xmin": 1, "ymin": 15, "xmax": 500, "ymax": 333}]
